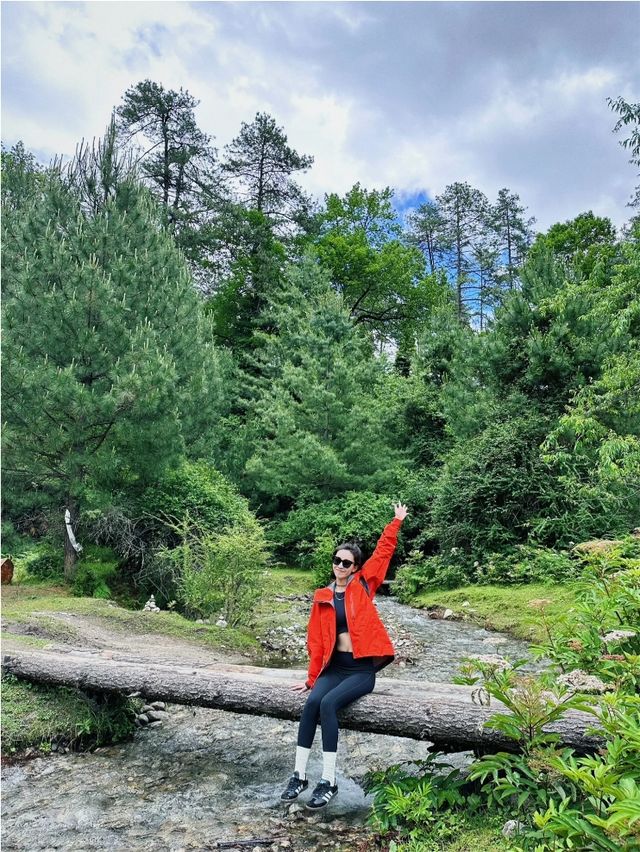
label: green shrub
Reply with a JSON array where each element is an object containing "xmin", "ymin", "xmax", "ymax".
[
  {"xmin": 22, "ymin": 541, "xmax": 65, "ymax": 581},
  {"xmin": 271, "ymin": 491, "xmax": 401, "ymax": 570},
  {"xmin": 160, "ymin": 515, "xmax": 269, "ymax": 626},
  {"xmin": 474, "ymin": 545, "xmax": 579, "ymax": 585},
  {"xmin": 136, "ymin": 459, "xmax": 254, "ymax": 540},
  {"xmin": 429, "ymin": 415, "xmax": 559, "ymax": 559},
  {"xmin": 71, "ymin": 546, "xmax": 119, "ymax": 599},
  {"xmin": 0, "ymin": 520, "xmax": 32, "ymax": 557},
  {"xmin": 394, "ymin": 550, "xmax": 468, "ymax": 599}
]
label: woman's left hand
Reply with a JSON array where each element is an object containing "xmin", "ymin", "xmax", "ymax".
[
  {"xmin": 290, "ymin": 681, "xmax": 309, "ymax": 692},
  {"xmin": 393, "ymin": 502, "xmax": 408, "ymax": 521}
]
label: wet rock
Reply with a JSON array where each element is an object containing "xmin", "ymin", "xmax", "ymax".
[
  {"xmin": 442, "ymin": 608, "xmax": 454, "ymax": 619},
  {"xmin": 151, "ymin": 701, "xmax": 166, "ymax": 710},
  {"xmin": 146, "ymin": 710, "xmax": 168, "ymax": 722}
]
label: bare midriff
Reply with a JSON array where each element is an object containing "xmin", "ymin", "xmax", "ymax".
[{"xmin": 335, "ymin": 631, "xmax": 353, "ymax": 652}]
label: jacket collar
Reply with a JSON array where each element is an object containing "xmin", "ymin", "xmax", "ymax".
[{"xmin": 314, "ymin": 571, "xmax": 359, "ymax": 602}]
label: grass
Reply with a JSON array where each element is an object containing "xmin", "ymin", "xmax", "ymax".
[
  {"xmin": 1, "ymin": 673, "xmax": 138, "ymax": 758},
  {"xmin": 1, "ymin": 583, "xmax": 259, "ymax": 653},
  {"xmin": 412, "ymin": 582, "xmax": 579, "ymax": 642}
]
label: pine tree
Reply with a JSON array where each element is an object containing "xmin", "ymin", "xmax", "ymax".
[
  {"xmin": 241, "ymin": 255, "xmax": 403, "ymax": 513},
  {"xmin": 2, "ymin": 138, "xmax": 222, "ymax": 578},
  {"xmin": 222, "ymin": 112, "xmax": 313, "ymax": 227}
]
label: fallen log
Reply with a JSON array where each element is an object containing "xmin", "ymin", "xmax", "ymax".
[{"xmin": 1, "ymin": 649, "xmax": 603, "ymax": 754}]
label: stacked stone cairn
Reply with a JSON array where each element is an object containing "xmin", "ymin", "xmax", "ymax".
[{"xmin": 142, "ymin": 595, "xmax": 161, "ymax": 613}]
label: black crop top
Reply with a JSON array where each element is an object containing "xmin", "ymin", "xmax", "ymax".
[{"xmin": 334, "ymin": 590, "xmax": 348, "ymax": 635}]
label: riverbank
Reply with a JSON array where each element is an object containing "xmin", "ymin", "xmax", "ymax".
[{"xmin": 410, "ymin": 581, "xmax": 578, "ymax": 642}]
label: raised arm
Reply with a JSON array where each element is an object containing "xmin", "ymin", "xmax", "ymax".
[{"xmin": 360, "ymin": 502, "xmax": 408, "ymax": 596}]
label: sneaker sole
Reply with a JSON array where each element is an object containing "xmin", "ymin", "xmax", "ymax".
[{"xmin": 305, "ymin": 791, "xmax": 338, "ymax": 810}]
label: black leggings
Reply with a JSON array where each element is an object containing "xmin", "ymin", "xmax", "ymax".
[{"xmin": 297, "ymin": 651, "xmax": 375, "ymax": 752}]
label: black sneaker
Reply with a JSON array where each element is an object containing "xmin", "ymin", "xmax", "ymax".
[
  {"xmin": 306, "ymin": 778, "xmax": 338, "ymax": 810},
  {"xmin": 280, "ymin": 771, "xmax": 308, "ymax": 801}
]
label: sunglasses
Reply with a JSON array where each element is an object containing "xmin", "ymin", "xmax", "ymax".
[{"xmin": 332, "ymin": 556, "xmax": 355, "ymax": 569}]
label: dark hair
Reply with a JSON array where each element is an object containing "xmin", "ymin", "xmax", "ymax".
[{"xmin": 333, "ymin": 541, "xmax": 364, "ymax": 568}]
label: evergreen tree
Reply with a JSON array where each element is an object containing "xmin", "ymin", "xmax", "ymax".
[
  {"xmin": 405, "ymin": 199, "xmax": 450, "ymax": 275},
  {"xmin": 435, "ymin": 181, "xmax": 490, "ymax": 320},
  {"xmin": 489, "ymin": 188, "xmax": 535, "ymax": 292},
  {"xmin": 222, "ymin": 112, "xmax": 313, "ymax": 227},
  {"xmin": 242, "ymin": 256, "xmax": 405, "ymax": 513},
  {"xmin": 2, "ymin": 138, "xmax": 222, "ymax": 578}
]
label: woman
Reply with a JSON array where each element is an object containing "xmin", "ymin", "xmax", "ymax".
[{"xmin": 281, "ymin": 502, "xmax": 408, "ymax": 810}]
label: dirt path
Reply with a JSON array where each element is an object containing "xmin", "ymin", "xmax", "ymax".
[{"xmin": 1, "ymin": 610, "xmax": 252, "ymax": 669}]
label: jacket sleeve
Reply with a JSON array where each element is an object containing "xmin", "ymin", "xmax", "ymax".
[
  {"xmin": 360, "ymin": 517, "xmax": 403, "ymax": 597},
  {"xmin": 305, "ymin": 600, "xmax": 324, "ymax": 689}
]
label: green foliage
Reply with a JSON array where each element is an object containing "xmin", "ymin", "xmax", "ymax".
[
  {"xmin": 71, "ymin": 546, "xmax": 119, "ymax": 599},
  {"xmin": 529, "ymin": 543, "xmax": 640, "ymax": 688},
  {"xmin": 157, "ymin": 514, "xmax": 269, "ymax": 626},
  {"xmin": 314, "ymin": 183, "xmax": 438, "ymax": 347},
  {"xmin": 530, "ymin": 211, "xmax": 618, "ymax": 277},
  {"xmin": 242, "ymin": 256, "xmax": 407, "ymax": 513},
  {"xmin": 429, "ymin": 414, "xmax": 556, "ymax": 558},
  {"xmin": 394, "ymin": 551, "xmax": 468, "ymax": 597},
  {"xmin": 270, "ymin": 491, "xmax": 400, "ymax": 570},
  {"xmin": 2, "ymin": 131, "xmax": 223, "ymax": 541},
  {"xmin": 1, "ymin": 673, "xmax": 137, "ymax": 755},
  {"xmin": 137, "ymin": 459, "xmax": 254, "ymax": 539},
  {"xmin": 474, "ymin": 545, "xmax": 578, "ymax": 585},
  {"xmin": 22, "ymin": 542, "xmax": 65, "ymax": 581},
  {"xmin": 363, "ymin": 754, "xmax": 470, "ymax": 843}
]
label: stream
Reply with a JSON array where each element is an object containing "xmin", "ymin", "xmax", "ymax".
[{"xmin": 2, "ymin": 598, "xmax": 540, "ymax": 851}]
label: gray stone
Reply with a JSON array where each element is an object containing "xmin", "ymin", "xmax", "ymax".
[
  {"xmin": 502, "ymin": 819, "xmax": 525, "ymax": 838},
  {"xmin": 146, "ymin": 710, "xmax": 168, "ymax": 722},
  {"xmin": 442, "ymin": 608, "xmax": 454, "ymax": 619},
  {"xmin": 151, "ymin": 701, "xmax": 166, "ymax": 710}
]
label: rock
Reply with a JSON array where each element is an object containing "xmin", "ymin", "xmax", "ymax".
[
  {"xmin": 146, "ymin": 710, "xmax": 168, "ymax": 722},
  {"xmin": 442, "ymin": 608, "xmax": 454, "ymax": 619},
  {"xmin": 1, "ymin": 557, "xmax": 14, "ymax": 585},
  {"xmin": 148, "ymin": 720, "xmax": 163, "ymax": 728},
  {"xmin": 136, "ymin": 714, "xmax": 149, "ymax": 725},
  {"xmin": 462, "ymin": 600, "xmax": 471, "ymax": 607},
  {"xmin": 502, "ymin": 819, "xmax": 525, "ymax": 838},
  {"xmin": 141, "ymin": 704, "xmax": 155, "ymax": 713},
  {"xmin": 151, "ymin": 701, "xmax": 166, "ymax": 710},
  {"xmin": 572, "ymin": 539, "xmax": 623, "ymax": 555},
  {"xmin": 216, "ymin": 618, "xmax": 228, "ymax": 628}
]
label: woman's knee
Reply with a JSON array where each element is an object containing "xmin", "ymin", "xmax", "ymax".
[{"xmin": 319, "ymin": 694, "xmax": 338, "ymax": 721}]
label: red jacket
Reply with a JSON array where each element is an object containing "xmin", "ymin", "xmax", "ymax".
[{"xmin": 305, "ymin": 517, "xmax": 402, "ymax": 689}]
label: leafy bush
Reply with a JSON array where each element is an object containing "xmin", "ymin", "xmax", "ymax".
[
  {"xmin": 429, "ymin": 415, "xmax": 559, "ymax": 559},
  {"xmin": 158, "ymin": 514, "xmax": 269, "ymax": 626},
  {"xmin": 363, "ymin": 753, "xmax": 471, "ymax": 844},
  {"xmin": 394, "ymin": 550, "xmax": 468, "ymax": 598},
  {"xmin": 136, "ymin": 459, "xmax": 255, "ymax": 541},
  {"xmin": 71, "ymin": 546, "xmax": 119, "ymax": 599},
  {"xmin": 22, "ymin": 541, "xmax": 65, "ymax": 581},
  {"xmin": 271, "ymin": 491, "xmax": 401, "ymax": 570},
  {"xmin": 474, "ymin": 545, "xmax": 579, "ymax": 585}
]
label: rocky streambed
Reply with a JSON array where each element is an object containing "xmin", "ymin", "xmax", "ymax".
[{"xmin": 2, "ymin": 597, "xmax": 539, "ymax": 851}]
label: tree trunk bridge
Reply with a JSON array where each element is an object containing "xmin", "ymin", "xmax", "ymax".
[{"xmin": 1, "ymin": 649, "xmax": 602, "ymax": 754}]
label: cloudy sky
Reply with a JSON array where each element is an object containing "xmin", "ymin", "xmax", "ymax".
[{"xmin": 2, "ymin": 1, "xmax": 638, "ymax": 230}]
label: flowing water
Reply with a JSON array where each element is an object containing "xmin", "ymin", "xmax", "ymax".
[{"xmin": 2, "ymin": 599, "xmax": 540, "ymax": 851}]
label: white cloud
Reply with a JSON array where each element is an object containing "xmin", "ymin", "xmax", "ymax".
[{"xmin": 2, "ymin": 1, "xmax": 637, "ymax": 230}]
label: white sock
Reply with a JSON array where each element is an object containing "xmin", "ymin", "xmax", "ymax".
[
  {"xmin": 322, "ymin": 751, "xmax": 337, "ymax": 786},
  {"xmin": 294, "ymin": 746, "xmax": 310, "ymax": 779}
]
